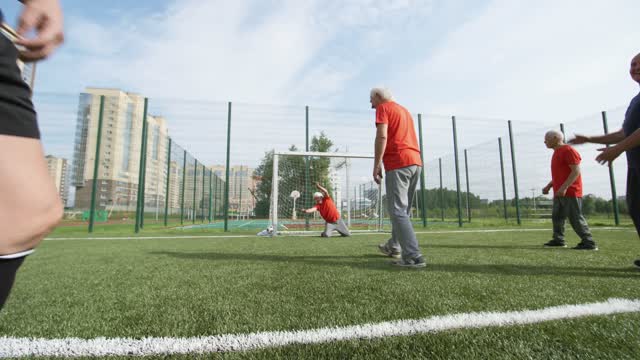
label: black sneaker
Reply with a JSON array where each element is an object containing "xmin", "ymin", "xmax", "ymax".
[
  {"xmin": 634, "ymin": 259, "xmax": 640, "ymax": 268},
  {"xmin": 391, "ymin": 256, "xmax": 426, "ymax": 268},
  {"xmin": 378, "ymin": 244, "xmax": 401, "ymax": 258},
  {"xmin": 572, "ymin": 243, "xmax": 598, "ymax": 251},
  {"xmin": 544, "ymin": 240, "xmax": 567, "ymax": 248}
]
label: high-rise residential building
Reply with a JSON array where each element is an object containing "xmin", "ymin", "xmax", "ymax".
[
  {"xmin": 210, "ymin": 165, "xmax": 256, "ymax": 216},
  {"xmin": 167, "ymin": 161, "xmax": 182, "ymax": 212},
  {"xmin": 45, "ymin": 155, "xmax": 69, "ymax": 207},
  {"xmin": 328, "ymin": 166, "xmax": 342, "ymax": 213},
  {"xmin": 72, "ymin": 88, "xmax": 169, "ymax": 211}
]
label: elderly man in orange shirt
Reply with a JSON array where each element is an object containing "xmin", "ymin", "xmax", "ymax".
[{"xmin": 371, "ymin": 87, "xmax": 425, "ymax": 268}]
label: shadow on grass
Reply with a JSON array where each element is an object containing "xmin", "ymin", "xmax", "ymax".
[{"xmin": 150, "ymin": 250, "xmax": 640, "ymax": 278}]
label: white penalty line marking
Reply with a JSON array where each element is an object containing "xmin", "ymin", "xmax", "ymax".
[
  {"xmin": 45, "ymin": 227, "xmax": 630, "ymax": 241},
  {"xmin": 2, "ymin": 298, "xmax": 639, "ymax": 358}
]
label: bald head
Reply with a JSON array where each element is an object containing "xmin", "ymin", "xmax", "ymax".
[
  {"xmin": 631, "ymin": 52, "xmax": 640, "ymax": 84},
  {"xmin": 544, "ymin": 130, "xmax": 564, "ymax": 149}
]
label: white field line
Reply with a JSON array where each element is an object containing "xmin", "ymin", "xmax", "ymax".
[
  {"xmin": 1, "ymin": 298, "xmax": 639, "ymax": 358},
  {"xmin": 44, "ymin": 227, "xmax": 630, "ymax": 241}
]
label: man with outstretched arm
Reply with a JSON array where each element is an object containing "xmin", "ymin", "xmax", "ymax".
[
  {"xmin": 569, "ymin": 52, "xmax": 640, "ymax": 267},
  {"xmin": 301, "ymin": 182, "xmax": 351, "ymax": 238}
]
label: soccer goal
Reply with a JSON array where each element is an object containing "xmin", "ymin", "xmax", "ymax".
[{"xmin": 270, "ymin": 151, "xmax": 388, "ymax": 235}]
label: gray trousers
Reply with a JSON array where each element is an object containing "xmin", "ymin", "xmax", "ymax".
[
  {"xmin": 552, "ymin": 197, "xmax": 595, "ymax": 245},
  {"xmin": 321, "ymin": 218, "xmax": 351, "ymax": 237},
  {"xmin": 383, "ymin": 165, "xmax": 422, "ymax": 260}
]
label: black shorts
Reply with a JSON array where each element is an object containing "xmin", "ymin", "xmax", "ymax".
[{"xmin": 0, "ymin": 33, "xmax": 39, "ymax": 139}]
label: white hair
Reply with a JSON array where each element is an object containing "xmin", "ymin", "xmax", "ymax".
[
  {"xmin": 370, "ymin": 87, "xmax": 394, "ymax": 101},
  {"xmin": 313, "ymin": 192, "xmax": 324, "ymax": 199},
  {"xmin": 545, "ymin": 130, "xmax": 564, "ymax": 142}
]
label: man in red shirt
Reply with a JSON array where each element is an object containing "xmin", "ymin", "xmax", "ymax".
[
  {"xmin": 301, "ymin": 182, "xmax": 351, "ymax": 237},
  {"xmin": 371, "ymin": 87, "xmax": 425, "ymax": 268},
  {"xmin": 542, "ymin": 130, "xmax": 597, "ymax": 250}
]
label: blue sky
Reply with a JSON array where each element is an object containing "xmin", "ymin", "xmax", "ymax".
[
  {"xmin": 3, "ymin": 0, "xmax": 638, "ymax": 119},
  {"xmin": 4, "ymin": 0, "xmax": 640, "ymax": 199}
]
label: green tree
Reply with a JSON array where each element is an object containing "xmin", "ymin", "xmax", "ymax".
[
  {"xmin": 582, "ymin": 195, "xmax": 596, "ymax": 216},
  {"xmin": 252, "ymin": 132, "xmax": 335, "ymax": 218}
]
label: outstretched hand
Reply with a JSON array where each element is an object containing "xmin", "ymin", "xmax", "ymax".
[
  {"xmin": 16, "ymin": 0, "xmax": 65, "ymax": 62},
  {"xmin": 595, "ymin": 146, "xmax": 622, "ymax": 165},
  {"xmin": 568, "ymin": 134, "xmax": 589, "ymax": 145}
]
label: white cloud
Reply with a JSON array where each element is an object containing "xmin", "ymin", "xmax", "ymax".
[
  {"xmin": 34, "ymin": 0, "xmax": 639, "ymax": 198},
  {"xmin": 42, "ymin": 0, "xmax": 435, "ymax": 104},
  {"xmin": 395, "ymin": 0, "xmax": 640, "ymax": 122}
]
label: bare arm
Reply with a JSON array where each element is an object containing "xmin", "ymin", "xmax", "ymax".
[
  {"xmin": 15, "ymin": 0, "xmax": 65, "ymax": 61},
  {"xmin": 556, "ymin": 164, "xmax": 580, "ymax": 197},
  {"xmin": 596, "ymin": 128, "xmax": 640, "ymax": 164},
  {"xmin": 542, "ymin": 181, "xmax": 553, "ymax": 195},
  {"xmin": 610, "ymin": 128, "xmax": 640, "ymax": 153},
  {"xmin": 373, "ymin": 123, "xmax": 387, "ymax": 184},
  {"xmin": 315, "ymin": 182, "xmax": 329, "ymax": 197},
  {"xmin": 569, "ymin": 129, "xmax": 625, "ymax": 145},
  {"xmin": 302, "ymin": 206, "xmax": 318, "ymax": 214}
]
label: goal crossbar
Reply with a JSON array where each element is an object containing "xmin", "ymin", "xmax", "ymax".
[{"xmin": 274, "ymin": 151, "xmax": 374, "ymax": 159}]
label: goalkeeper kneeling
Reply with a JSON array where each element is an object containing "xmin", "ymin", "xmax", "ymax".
[{"xmin": 301, "ymin": 182, "xmax": 351, "ymax": 237}]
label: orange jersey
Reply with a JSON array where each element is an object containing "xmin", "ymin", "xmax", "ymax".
[
  {"xmin": 375, "ymin": 101, "xmax": 422, "ymax": 171},
  {"xmin": 316, "ymin": 195, "xmax": 340, "ymax": 223},
  {"xmin": 551, "ymin": 145, "xmax": 582, "ymax": 197}
]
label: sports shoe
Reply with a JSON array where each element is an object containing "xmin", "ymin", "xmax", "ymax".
[
  {"xmin": 633, "ymin": 259, "xmax": 640, "ymax": 268},
  {"xmin": 378, "ymin": 244, "xmax": 401, "ymax": 258},
  {"xmin": 391, "ymin": 256, "xmax": 426, "ymax": 268},
  {"xmin": 572, "ymin": 243, "xmax": 598, "ymax": 251},
  {"xmin": 543, "ymin": 240, "xmax": 567, "ymax": 248}
]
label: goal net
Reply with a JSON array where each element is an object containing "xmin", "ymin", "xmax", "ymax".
[{"xmin": 270, "ymin": 151, "xmax": 388, "ymax": 235}]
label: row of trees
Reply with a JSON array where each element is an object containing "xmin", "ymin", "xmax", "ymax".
[{"xmin": 415, "ymin": 188, "xmax": 625, "ymax": 216}]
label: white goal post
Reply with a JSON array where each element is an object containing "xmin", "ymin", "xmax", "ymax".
[{"xmin": 270, "ymin": 151, "xmax": 386, "ymax": 235}]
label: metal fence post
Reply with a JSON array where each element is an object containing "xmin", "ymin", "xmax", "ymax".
[
  {"xmin": 602, "ymin": 111, "xmax": 620, "ymax": 225},
  {"xmin": 201, "ymin": 164, "xmax": 206, "ymax": 223},
  {"xmin": 508, "ymin": 120, "xmax": 521, "ymax": 225},
  {"xmin": 452, "ymin": 116, "xmax": 463, "ymax": 227},
  {"xmin": 417, "ymin": 113, "xmax": 427, "ymax": 227},
  {"xmin": 224, "ymin": 102, "xmax": 232, "ymax": 232},
  {"xmin": 439, "ymin": 158, "xmax": 444, "ymax": 221},
  {"xmin": 305, "ymin": 105, "xmax": 311, "ymax": 231},
  {"xmin": 464, "ymin": 149, "xmax": 471, "ymax": 223},
  {"xmin": 213, "ymin": 175, "xmax": 218, "ymax": 221},
  {"xmin": 180, "ymin": 150, "xmax": 186, "ymax": 225},
  {"xmin": 193, "ymin": 159, "xmax": 198, "ymax": 224},
  {"xmin": 498, "ymin": 137, "xmax": 508, "ymax": 221},
  {"xmin": 139, "ymin": 101, "xmax": 150, "ymax": 229},
  {"xmin": 135, "ymin": 98, "xmax": 149, "ymax": 232},
  {"xmin": 163, "ymin": 137, "xmax": 172, "ymax": 226},
  {"xmin": 89, "ymin": 95, "xmax": 105, "ymax": 233},
  {"xmin": 208, "ymin": 170, "xmax": 213, "ymax": 223}
]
